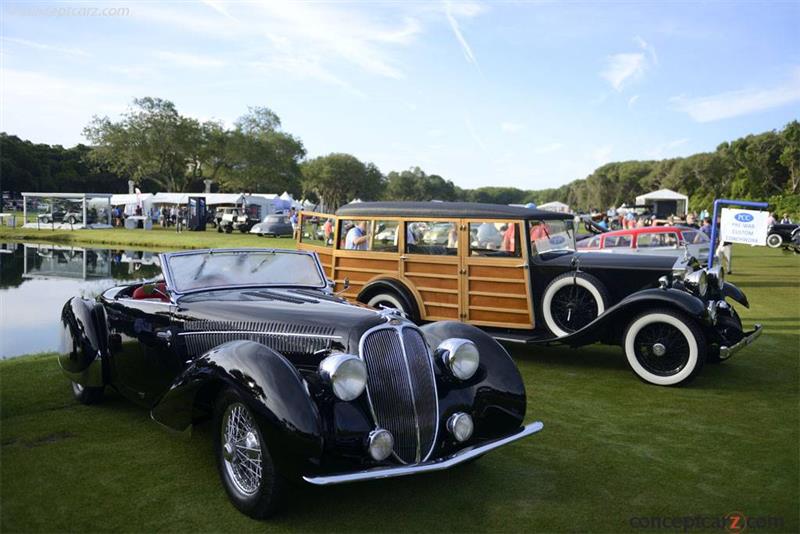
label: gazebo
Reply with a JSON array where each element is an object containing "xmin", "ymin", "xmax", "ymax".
[
  {"xmin": 635, "ymin": 188, "xmax": 689, "ymax": 218},
  {"xmin": 21, "ymin": 192, "xmax": 113, "ymax": 229}
]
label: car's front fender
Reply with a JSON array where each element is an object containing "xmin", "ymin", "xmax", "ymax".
[
  {"xmin": 420, "ymin": 321, "xmax": 527, "ymax": 446},
  {"xmin": 556, "ymin": 288, "xmax": 707, "ymax": 347},
  {"xmin": 151, "ymin": 340, "xmax": 323, "ymax": 471},
  {"xmin": 58, "ymin": 297, "xmax": 107, "ymax": 388},
  {"xmin": 723, "ymin": 281, "xmax": 749, "ymax": 308}
]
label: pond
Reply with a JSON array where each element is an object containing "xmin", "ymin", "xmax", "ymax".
[{"xmin": 0, "ymin": 242, "xmax": 162, "ymax": 358}]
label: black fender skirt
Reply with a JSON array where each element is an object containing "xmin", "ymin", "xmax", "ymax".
[
  {"xmin": 723, "ymin": 281, "xmax": 749, "ymax": 308},
  {"xmin": 151, "ymin": 340, "xmax": 323, "ymax": 470}
]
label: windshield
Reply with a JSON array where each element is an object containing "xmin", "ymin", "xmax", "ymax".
[
  {"xmin": 528, "ymin": 219, "xmax": 576, "ymax": 254},
  {"xmin": 163, "ymin": 249, "xmax": 325, "ymax": 293}
]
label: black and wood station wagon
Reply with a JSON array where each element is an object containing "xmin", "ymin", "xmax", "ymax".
[{"xmin": 298, "ymin": 201, "xmax": 762, "ymax": 386}]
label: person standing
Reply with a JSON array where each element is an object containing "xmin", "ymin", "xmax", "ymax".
[
  {"xmin": 780, "ymin": 213, "xmax": 793, "ymax": 224},
  {"xmin": 766, "ymin": 212, "xmax": 776, "ymax": 227},
  {"xmin": 700, "ymin": 218, "xmax": 712, "ymax": 236}
]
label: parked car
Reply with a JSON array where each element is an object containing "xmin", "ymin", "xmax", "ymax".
[
  {"xmin": 766, "ymin": 223, "xmax": 800, "ymax": 249},
  {"xmin": 249, "ymin": 214, "xmax": 294, "ymax": 237},
  {"xmin": 216, "ymin": 207, "xmax": 256, "ymax": 234},
  {"xmin": 297, "ymin": 202, "xmax": 761, "ymax": 386},
  {"xmin": 59, "ymin": 248, "xmax": 541, "ymax": 518},
  {"xmin": 37, "ymin": 210, "xmax": 66, "ymax": 224},
  {"xmin": 576, "ymin": 225, "xmax": 711, "ymax": 264}
]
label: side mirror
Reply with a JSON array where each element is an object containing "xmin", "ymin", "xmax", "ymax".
[{"xmin": 335, "ymin": 277, "xmax": 350, "ymax": 296}]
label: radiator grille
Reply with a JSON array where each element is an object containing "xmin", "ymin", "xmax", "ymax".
[
  {"xmin": 180, "ymin": 320, "xmax": 338, "ymax": 356},
  {"xmin": 360, "ymin": 326, "xmax": 438, "ymax": 464}
]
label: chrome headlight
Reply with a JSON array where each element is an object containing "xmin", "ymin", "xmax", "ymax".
[
  {"xmin": 436, "ymin": 338, "xmax": 480, "ymax": 380},
  {"xmin": 366, "ymin": 428, "xmax": 394, "ymax": 461},
  {"xmin": 447, "ymin": 412, "xmax": 474, "ymax": 442},
  {"xmin": 685, "ymin": 270, "xmax": 708, "ymax": 298},
  {"xmin": 707, "ymin": 265, "xmax": 724, "ymax": 290},
  {"xmin": 319, "ymin": 353, "xmax": 367, "ymax": 401}
]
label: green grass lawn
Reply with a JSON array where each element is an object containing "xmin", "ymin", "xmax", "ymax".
[
  {"xmin": 0, "ymin": 225, "xmax": 291, "ymax": 251},
  {"xmin": 1, "ymin": 246, "xmax": 798, "ymax": 532}
]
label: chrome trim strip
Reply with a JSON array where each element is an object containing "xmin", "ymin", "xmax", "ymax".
[
  {"xmin": 397, "ymin": 326, "xmax": 423, "ymax": 464},
  {"xmin": 303, "ymin": 421, "xmax": 543, "ymax": 486},
  {"xmin": 403, "ymin": 325, "xmax": 440, "ymax": 463},
  {"xmin": 177, "ymin": 331, "xmax": 341, "ymax": 339},
  {"xmin": 719, "ymin": 323, "xmax": 762, "ymax": 360}
]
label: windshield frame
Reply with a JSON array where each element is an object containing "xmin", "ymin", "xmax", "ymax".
[{"xmin": 159, "ymin": 248, "xmax": 327, "ymax": 297}]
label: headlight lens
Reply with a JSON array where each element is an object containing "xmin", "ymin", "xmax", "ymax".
[
  {"xmin": 708, "ymin": 265, "xmax": 724, "ymax": 290},
  {"xmin": 367, "ymin": 428, "xmax": 394, "ymax": 461},
  {"xmin": 447, "ymin": 412, "xmax": 474, "ymax": 442},
  {"xmin": 319, "ymin": 353, "xmax": 367, "ymax": 401},
  {"xmin": 436, "ymin": 338, "xmax": 480, "ymax": 380},
  {"xmin": 685, "ymin": 270, "xmax": 708, "ymax": 298}
]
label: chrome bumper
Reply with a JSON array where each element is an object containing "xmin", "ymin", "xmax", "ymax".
[
  {"xmin": 303, "ymin": 421, "xmax": 543, "ymax": 486},
  {"xmin": 720, "ymin": 324, "xmax": 762, "ymax": 360}
]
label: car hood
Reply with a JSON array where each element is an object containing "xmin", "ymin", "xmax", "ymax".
[
  {"xmin": 543, "ymin": 250, "xmax": 682, "ymax": 271},
  {"xmin": 173, "ymin": 287, "xmax": 387, "ymax": 353}
]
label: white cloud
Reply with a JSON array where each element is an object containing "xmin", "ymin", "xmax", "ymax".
[
  {"xmin": 501, "ymin": 121, "xmax": 525, "ymax": 133},
  {"xmin": 154, "ymin": 51, "xmax": 226, "ymax": 68},
  {"xmin": 646, "ymin": 138, "xmax": 690, "ymax": 159},
  {"xmin": 671, "ymin": 71, "xmax": 800, "ymax": 122},
  {"xmin": 601, "ymin": 37, "xmax": 656, "ymax": 91},
  {"xmin": 2, "ymin": 37, "xmax": 89, "ymax": 57},
  {"xmin": 533, "ymin": 142, "xmax": 564, "ymax": 154},
  {"xmin": 628, "ymin": 94, "xmax": 640, "ymax": 107},
  {"xmin": 444, "ymin": 1, "xmax": 480, "ymax": 67},
  {"xmin": 249, "ymin": 58, "xmax": 365, "ymax": 98},
  {"xmin": 464, "ymin": 116, "xmax": 487, "ymax": 151}
]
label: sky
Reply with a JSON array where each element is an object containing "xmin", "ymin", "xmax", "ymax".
[{"xmin": 1, "ymin": 1, "xmax": 799, "ymax": 191}]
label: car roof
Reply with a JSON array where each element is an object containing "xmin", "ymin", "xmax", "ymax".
[{"xmin": 336, "ymin": 201, "xmax": 572, "ymax": 220}]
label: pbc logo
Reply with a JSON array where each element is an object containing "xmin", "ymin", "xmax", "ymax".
[{"xmin": 734, "ymin": 213, "xmax": 754, "ymax": 223}]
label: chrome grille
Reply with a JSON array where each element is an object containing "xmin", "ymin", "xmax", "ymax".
[
  {"xmin": 360, "ymin": 325, "xmax": 439, "ymax": 464},
  {"xmin": 180, "ymin": 320, "xmax": 338, "ymax": 356}
]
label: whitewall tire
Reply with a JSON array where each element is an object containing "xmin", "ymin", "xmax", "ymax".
[
  {"xmin": 623, "ymin": 309, "xmax": 706, "ymax": 386},
  {"xmin": 367, "ymin": 292, "xmax": 407, "ymax": 314},
  {"xmin": 766, "ymin": 234, "xmax": 783, "ymax": 248},
  {"xmin": 542, "ymin": 272, "xmax": 609, "ymax": 337}
]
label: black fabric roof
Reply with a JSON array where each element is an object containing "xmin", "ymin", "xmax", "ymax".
[{"xmin": 335, "ymin": 201, "xmax": 572, "ymax": 220}]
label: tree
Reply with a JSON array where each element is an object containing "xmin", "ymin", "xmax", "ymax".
[
  {"xmin": 83, "ymin": 97, "xmax": 202, "ymax": 192},
  {"xmin": 779, "ymin": 120, "xmax": 800, "ymax": 194},
  {"xmin": 301, "ymin": 153, "xmax": 385, "ymax": 211},
  {"xmin": 216, "ymin": 107, "xmax": 306, "ymax": 195},
  {"xmin": 384, "ymin": 167, "xmax": 460, "ymax": 201}
]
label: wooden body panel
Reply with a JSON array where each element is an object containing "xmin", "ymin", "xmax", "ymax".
[{"xmin": 297, "ymin": 212, "xmax": 535, "ymax": 330}]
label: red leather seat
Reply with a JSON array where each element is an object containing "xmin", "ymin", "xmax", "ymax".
[{"xmin": 132, "ymin": 282, "xmax": 169, "ymax": 302}]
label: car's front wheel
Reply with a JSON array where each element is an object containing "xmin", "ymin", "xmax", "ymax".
[
  {"xmin": 71, "ymin": 381, "xmax": 104, "ymax": 404},
  {"xmin": 622, "ymin": 309, "xmax": 706, "ymax": 386},
  {"xmin": 214, "ymin": 388, "xmax": 286, "ymax": 519},
  {"xmin": 766, "ymin": 233, "xmax": 783, "ymax": 248}
]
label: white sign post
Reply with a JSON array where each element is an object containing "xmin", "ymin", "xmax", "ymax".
[{"xmin": 719, "ymin": 208, "xmax": 769, "ymax": 246}]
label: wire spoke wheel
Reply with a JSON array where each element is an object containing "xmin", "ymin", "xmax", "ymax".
[
  {"xmin": 550, "ymin": 285, "xmax": 599, "ymax": 333},
  {"xmin": 221, "ymin": 403, "xmax": 263, "ymax": 496},
  {"xmin": 633, "ymin": 323, "xmax": 690, "ymax": 376}
]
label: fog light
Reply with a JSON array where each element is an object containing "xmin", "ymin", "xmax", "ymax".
[
  {"xmin": 367, "ymin": 429, "xmax": 394, "ymax": 461},
  {"xmin": 447, "ymin": 412, "xmax": 474, "ymax": 442}
]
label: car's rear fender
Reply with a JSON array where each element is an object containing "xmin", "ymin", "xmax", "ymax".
[
  {"xmin": 556, "ymin": 288, "xmax": 707, "ymax": 347},
  {"xmin": 58, "ymin": 297, "xmax": 107, "ymax": 388},
  {"xmin": 151, "ymin": 340, "xmax": 323, "ymax": 471}
]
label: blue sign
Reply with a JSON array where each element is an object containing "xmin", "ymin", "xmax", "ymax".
[
  {"xmin": 734, "ymin": 213, "xmax": 754, "ymax": 223},
  {"xmin": 550, "ymin": 236, "xmax": 565, "ymax": 245}
]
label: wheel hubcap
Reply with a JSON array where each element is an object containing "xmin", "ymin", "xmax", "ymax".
[
  {"xmin": 652, "ymin": 343, "xmax": 667, "ymax": 357},
  {"xmin": 221, "ymin": 403, "xmax": 263, "ymax": 496}
]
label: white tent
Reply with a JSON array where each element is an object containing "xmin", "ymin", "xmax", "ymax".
[
  {"xmin": 152, "ymin": 192, "xmax": 189, "ymax": 205},
  {"xmin": 538, "ymin": 201, "xmax": 571, "ymax": 213},
  {"xmin": 635, "ymin": 188, "xmax": 688, "ymax": 217},
  {"xmin": 110, "ymin": 193, "xmax": 154, "ymax": 216},
  {"xmin": 204, "ymin": 193, "xmax": 245, "ymax": 206}
]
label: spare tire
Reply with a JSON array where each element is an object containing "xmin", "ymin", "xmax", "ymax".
[{"xmin": 541, "ymin": 271, "xmax": 610, "ymax": 337}]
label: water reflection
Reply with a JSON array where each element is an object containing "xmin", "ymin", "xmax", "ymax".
[{"xmin": 0, "ymin": 243, "xmax": 162, "ymax": 358}]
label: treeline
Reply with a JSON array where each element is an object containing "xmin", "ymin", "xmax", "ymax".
[{"xmin": 1, "ymin": 96, "xmax": 798, "ymax": 216}]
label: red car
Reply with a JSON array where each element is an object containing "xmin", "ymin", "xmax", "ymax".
[{"xmin": 577, "ymin": 226, "xmax": 711, "ymax": 264}]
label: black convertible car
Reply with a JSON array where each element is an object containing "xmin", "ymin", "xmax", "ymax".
[{"xmin": 59, "ymin": 248, "xmax": 540, "ymax": 518}]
